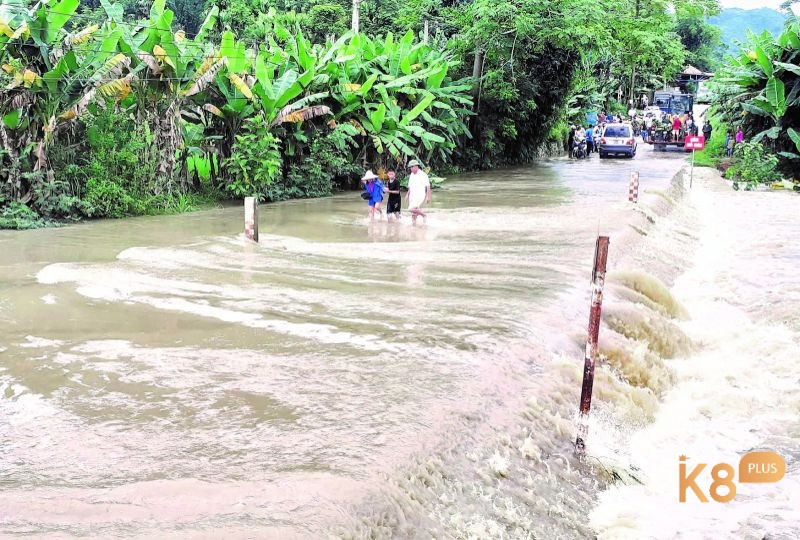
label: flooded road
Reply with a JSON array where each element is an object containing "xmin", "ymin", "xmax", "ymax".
[{"xmin": 1, "ymin": 144, "xmax": 797, "ymax": 538}]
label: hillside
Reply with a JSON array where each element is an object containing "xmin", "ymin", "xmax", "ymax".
[{"xmin": 710, "ymin": 7, "xmax": 786, "ymax": 51}]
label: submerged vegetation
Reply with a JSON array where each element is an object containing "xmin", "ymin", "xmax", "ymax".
[{"xmin": 0, "ymin": 0, "xmax": 724, "ymax": 226}]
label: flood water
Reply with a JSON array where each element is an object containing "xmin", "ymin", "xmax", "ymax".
[{"xmin": 1, "ymin": 145, "xmax": 798, "ymax": 539}]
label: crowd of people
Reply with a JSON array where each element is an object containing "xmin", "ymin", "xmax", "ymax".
[
  {"xmin": 360, "ymin": 160, "xmax": 432, "ymax": 224},
  {"xmin": 566, "ymin": 110, "xmax": 638, "ymax": 157},
  {"xmin": 637, "ymin": 110, "xmax": 707, "ymax": 144},
  {"xmin": 567, "ymin": 104, "xmax": 746, "ymax": 157}
]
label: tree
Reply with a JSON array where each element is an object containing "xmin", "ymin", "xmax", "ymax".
[{"xmin": 676, "ymin": 6, "xmax": 722, "ymax": 72}]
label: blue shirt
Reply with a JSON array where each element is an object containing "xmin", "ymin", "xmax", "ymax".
[
  {"xmin": 367, "ymin": 180, "xmax": 384, "ymax": 204},
  {"xmin": 606, "ymin": 114, "xmax": 615, "ymax": 123},
  {"xmin": 585, "ymin": 129, "xmax": 593, "ymax": 141}
]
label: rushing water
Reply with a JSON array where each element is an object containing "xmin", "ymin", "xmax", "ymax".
[{"xmin": 1, "ymin": 145, "xmax": 798, "ymax": 539}]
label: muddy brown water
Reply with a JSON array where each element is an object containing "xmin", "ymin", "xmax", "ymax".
[{"xmin": 1, "ymin": 144, "xmax": 798, "ymax": 539}]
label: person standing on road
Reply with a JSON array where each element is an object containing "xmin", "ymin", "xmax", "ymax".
[
  {"xmin": 567, "ymin": 125, "xmax": 576, "ymax": 157},
  {"xmin": 385, "ymin": 170, "xmax": 402, "ymax": 221},
  {"xmin": 672, "ymin": 115, "xmax": 682, "ymax": 142},
  {"xmin": 406, "ymin": 160, "xmax": 431, "ymax": 226},
  {"xmin": 736, "ymin": 127, "xmax": 744, "ymax": 145},
  {"xmin": 574, "ymin": 125, "xmax": 586, "ymax": 156},
  {"xmin": 585, "ymin": 124, "xmax": 594, "ymax": 154},
  {"xmin": 725, "ymin": 131, "xmax": 735, "ymax": 157},
  {"xmin": 687, "ymin": 117, "xmax": 698, "ymax": 136},
  {"xmin": 702, "ymin": 120, "xmax": 712, "ymax": 141}
]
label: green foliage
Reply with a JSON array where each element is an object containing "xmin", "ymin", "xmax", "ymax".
[
  {"xmin": 0, "ymin": 202, "xmax": 51, "ymax": 229},
  {"xmin": 83, "ymin": 177, "xmax": 141, "ymax": 218},
  {"xmin": 0, "ymin": 0, "xmax": 720, "ymax": 225},
  {"xmin": 548, "ymin": 120, "xmax": 570, "ymax": 146},
  {"xmin": 728, "ymin": 141, "xmax": 781, "ymax": 189},
  {"xmin": 167, "ymin": 0, "xmax": 207, "ymax": 34},
  {"xmin": 711, "ymin": 16, "xmax": 800, "ymax": 178},
  {"xmin": 32, "ymin": 177, "xmax": 87, "ymax": 219},
  {"xmin": 78, "ymin": 112, "xmax": 157, "ymax": 218},
  {"xmin": 223, "ymin": 118, "xmax": 283, "ymax": 201},
  {"xmin": 288, "ymin": 126, "xmax": 362, "ymax": 195},
  {"xmin": 306, "ymin": 3, "xmax": 348, "ymax": 43},
  {"xmin": 692, "ymin": 118, "xmax": 730, "ymax": 167},
  {"xmin": 676, "ymin": 9, "xmax": 722, "ymax": 72}
]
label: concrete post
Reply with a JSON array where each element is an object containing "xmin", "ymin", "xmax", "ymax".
[
  {"xmin": 575, "ymin": 235, "xmax": 610, "ymax": 455},
  {"xmin": 244, "ymin": 196, "xmax": 259, "ymax": 242}
]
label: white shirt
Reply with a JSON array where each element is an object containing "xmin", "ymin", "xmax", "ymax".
[{"xmin": 407, "ymin": 170, "xmax": 430, "ymax": 209}]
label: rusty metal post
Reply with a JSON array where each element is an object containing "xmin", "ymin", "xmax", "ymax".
[
  {"xmin": 628, "ymin": 171, "xmax": 639, "ymax": 203},
  {"xmin": 575, "ymin": 235, "xmax": 610, "ymax": 455},
  {"xmin": 244, "ymin": 196, "xmax": 259, "ymax": 242}
]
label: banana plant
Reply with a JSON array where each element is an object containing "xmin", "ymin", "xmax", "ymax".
[
  {"xmin": 713, "ymin": 19, "xmax": 800, "ymax": 169},
  {"xmin": 0, "ymin": 0, "xmax": 121, "ymax": 199}
]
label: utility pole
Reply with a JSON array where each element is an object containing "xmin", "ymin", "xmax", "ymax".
[{"xmin": 351, "ymin": 0, "xmax": 361, "ymax": 34}]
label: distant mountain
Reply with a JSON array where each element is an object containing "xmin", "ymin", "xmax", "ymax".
[{"xmin": 710, "ymin": 8, "xmax": 787, "ymax": 51}]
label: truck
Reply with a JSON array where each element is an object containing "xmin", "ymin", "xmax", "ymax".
[
  {"xmin": 653, "ymin": 90, "xmax": 693, "ymax": 116},
  {"xmin": 647, "ymin": 90, "xmax": 695, "ymax": 150}
]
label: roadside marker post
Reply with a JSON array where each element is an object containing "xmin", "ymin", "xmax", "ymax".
[
  {"xmin": 244, "ymin": 196, "xmax": 259, "ymax": 242},
  {"xmin": 575, "ymin": 235, "xmax": 610, "ymax": 455},
  {"xmin": 684, "ymin": 135, "xmax": 706, "ymax": 188},
  {"xmin": 628, "ymin": 171, "xmax": 640, "ymax": 203}
]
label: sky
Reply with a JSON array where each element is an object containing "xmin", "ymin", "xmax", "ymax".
[{"xmin": 719, "ymin": 0, "xmax": 784, "ymax": 9}]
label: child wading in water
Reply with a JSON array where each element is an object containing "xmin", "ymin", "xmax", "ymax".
[
  {"xmin": 362, "ymin": 170, "xmax": 384, "ymax": 222},
  {"xmin": 385, "ymin": 170, "xmax": 402, "ymax": 221}
]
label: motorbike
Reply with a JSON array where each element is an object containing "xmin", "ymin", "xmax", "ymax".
[{"xmin": 572, "ymin": 138, "xmax": 588, "ymax": 159}]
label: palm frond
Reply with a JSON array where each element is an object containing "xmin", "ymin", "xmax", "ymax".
[{"xmin": 270, "ymin": 104, "xmax": 331, "ymax": 126}]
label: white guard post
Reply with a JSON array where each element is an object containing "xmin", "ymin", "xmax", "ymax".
[
  {"xmin": 628, "ymin": 171, "xmax": 640, "ymax": 203},
  {"xmin": 244, "ymin": 196, "xmax": 259, "ymax": 242}
]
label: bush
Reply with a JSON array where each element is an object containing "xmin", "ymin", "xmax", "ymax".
[
  {"xmin": 32, "ymin": 176, "xmax": 87, "ymax": 219},
  {"xmin": 43, "ymin": 110, "xmax": 160, "ymax": 219},
  {"xmin": 301, "ymin": 126, "xmax": 361, "ymax": 194},
  {"xmin": 0, "ymin": 201, "xmax": 50, "ymax": 229},
  {"xmin": 548, "ymin": 120, "xmax": 570, "ymax": 148},
  {"xmin": 83, "ymin": 177, "xmax": 141, "ymax": 218},
  {"xmin": 728, "ymin": 141, "xmax": 781, "ymax": 190},
  {"xmin": 692, "ymin": 119, "xmax": 729, "ymax": 167},
  {"xmin": 223, "ymin": 117, "xmax": 283, "ymax": 201}
]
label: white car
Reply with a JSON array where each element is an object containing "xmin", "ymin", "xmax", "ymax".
[{"xmin": 599, "ymin": 123, "xmax": 637, "ymax": 159}]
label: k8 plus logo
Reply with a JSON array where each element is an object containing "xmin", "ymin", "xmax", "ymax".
[{"xmin": 679, "ymin": 452, "xmax": 786, "ymax": 502}]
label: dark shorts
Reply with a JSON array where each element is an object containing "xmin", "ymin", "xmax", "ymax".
[{"xmin": 387, "ymin": 196, "xmax": 401, "ymax": 214}]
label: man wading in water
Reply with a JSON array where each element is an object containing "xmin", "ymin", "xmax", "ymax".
[
  {"xmin": 406, "ymin": 160, "xmax": 431, "ymax": 226},
  {"xmin": 385, "ymin": 170, "xmax": 402, "ymax": 221}
]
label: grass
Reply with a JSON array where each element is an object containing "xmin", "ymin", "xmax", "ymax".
[{"xmin": 691, "ymin": 117, "xmax": 730, "ymax": 168}]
